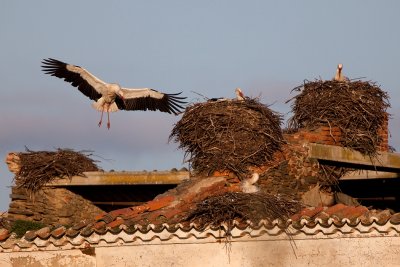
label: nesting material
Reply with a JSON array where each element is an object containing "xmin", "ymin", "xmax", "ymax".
[
  {"xmin": 13, "ymin": 148, "xmax": 99, "ymax": 193},
  {"xmin": 186, "ymin": 192, "xmax": 302, "ymax": 231},
  {"xmin": 170, "ymin": 99, "xmax": 285, "ymax": 178},
  {"xmin": 287, "ymin": 80, "xmax": 390, "ymax": 156}
]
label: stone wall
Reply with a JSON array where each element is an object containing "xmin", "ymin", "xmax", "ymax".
[{"xmin": 7, "ymin": 186, "xmax": 103, "ymax": 226}]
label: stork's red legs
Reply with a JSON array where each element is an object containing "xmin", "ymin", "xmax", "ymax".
[
  {"xmin": 107, "ymin": 110, "xmax": 111, "ymax": 129},
  {"xmin": 98, "ymin": 105, "xmax": 111, "ymax": 129},
  {"xmin": 98, "ymin": 110, "xmax": 104, "ymax": 127}
]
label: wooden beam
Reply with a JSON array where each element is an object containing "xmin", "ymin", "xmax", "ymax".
[
  {"xmin": 341, "ymin": 170, "xmax": 400, "ymax": 180},
  {"xmin": 46, "ymin": 171, "xmax": 190, "ymax": 186},
  {"xmin": 307, "ymin": 143, "xmax": 400, "ymax": 171}
]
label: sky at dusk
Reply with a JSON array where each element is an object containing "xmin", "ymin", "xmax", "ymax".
[{"xmin": 1, "ymin": 1, "xmax": 399, "ymax": 211}]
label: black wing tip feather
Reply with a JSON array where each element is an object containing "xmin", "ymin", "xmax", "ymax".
[
  {"xmin": 41, "ymin": 58, "xmax": 66, "ymax": 67},
  {"xmin": 41, "ymin": 58, "xmax": 68, "ymax": 74},
  {"xmin": 42, "ymin": 57, "xmax": 62, "ymax": 63},
  {"xmin": 165, "ymin": 92, "xmax": 187, "ymax": 115},
  {"xmin": 166, "ymin": 92, "xmax": 187, "ymax": 102}
]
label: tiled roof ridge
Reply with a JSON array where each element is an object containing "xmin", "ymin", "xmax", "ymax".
[
  {"xmin": 1, "ymin": 206, "xmax": 400, "ymax": 252},
  {"xmin": 2, "ymin": 170, "xmax": 400, "ymax": 251}
]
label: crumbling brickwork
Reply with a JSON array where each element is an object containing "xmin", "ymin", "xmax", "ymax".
[
  {"xmin": 7, "ymin": 187, "xmax": 103, "ymax": 226},
  {"xmin": 258, "ymin": 143, "xmax": 321, "ymax": 201},
  {"xmin": 378, "ymin": 113, "xmax": 389, "ymax": 152},
  {"xmin": 285, "ymin": 121, "xmax": 389, "ymax": 152},
  {"xmin": 285, "ymin": 127, "xmax": 342, "ymax": 146}
]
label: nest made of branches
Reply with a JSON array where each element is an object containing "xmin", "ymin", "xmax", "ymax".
[
  {"xmin": 287, "ymin": 80, "xmax": 390, "ymax": 156},
  {"xmin": 170, "ymin": 99, "xmax": 285, "ymax": 178},
  {"xmin": 185, "ymin": 192, "xmax": 302, "ymax": 234},
  {"xmin": 15, "ymin": 148, "xmax": 100, "ymax": 193}
]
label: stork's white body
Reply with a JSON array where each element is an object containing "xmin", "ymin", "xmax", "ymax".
[
  {"xmin": 241, "ymin": 172, "xmax": 260, "ymax": 193},
  {"xmin": 235, "ymin": 88, "xmax": 245, "ymax": 101},
  {"xmin": 333, "ymin": 63, "xmax": 349, "ymax": 82},
  {"xmin": 90, "ymin": 85, "xmax": 119, "ymax": 113}
]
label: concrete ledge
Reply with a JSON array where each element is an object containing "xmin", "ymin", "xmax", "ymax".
[
  {"xmin": 341, "ymin": 170, "xmax": 400, "ymax": 180},
  {"xmin": 46, "ymin": 171, "xmax": 190, "ymax": 186},
  {"xmin": 307, "ymin": 143, "xmax": 400, "ymax": 171}
]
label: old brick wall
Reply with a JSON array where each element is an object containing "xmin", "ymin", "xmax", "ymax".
[
  {"xmin": 7, "ymin": 187, "xmax": 103, "ymax": 226},
  {"xmin": 285, "ymin": 127, "xmax": 342, "ymax": 146},
  {"xmin": 378, "ymin": 113, "xmax": 389, "ymax": 152},
  {"xmin": 285, "ymin": 115, "xmax": 389, "ymax": 152},
  {"xmin": 258, "ymin": 142, "xmax": 321, "ymax": 201}
]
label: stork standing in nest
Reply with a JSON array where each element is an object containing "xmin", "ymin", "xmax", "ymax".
[
  {"xmin": 333, "ymin": 63, "xmax": 349, "ymax": 82},
  {"xmin": 235, "ymin": 87, "xmax": 245, "ymax": 100},
  {"xmin": 41, "ymin": 58, "xmax": 187, "ymax": 129}
]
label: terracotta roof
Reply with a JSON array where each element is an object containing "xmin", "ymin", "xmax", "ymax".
[
  {"xmin": 2, "ymin": 160, "xmax": 400, "ymax": 252},
  {"xmin": 1, "ymin": 204, "xmax": 399, "ymax": 252}
]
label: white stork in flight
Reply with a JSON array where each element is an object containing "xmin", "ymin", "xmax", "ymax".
[
  {"xmin": 41, "ymin": 58, "xmax": 186, "ymax": 129},
  {"xmin": 333, "ymin": 63, "xmax": 349, "ymax": 82}
]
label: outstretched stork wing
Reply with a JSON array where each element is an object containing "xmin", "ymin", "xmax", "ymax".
[
  {"xmin": 41, "ymin": 58, "xmax": 107, "ymax": 101},
  {"xmin": 116, "ymin": 88, "xmax": 187, "ymax": 115}
]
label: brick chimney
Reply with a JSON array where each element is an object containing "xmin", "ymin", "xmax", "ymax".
[
  {"xmin": 378, "ymin": 113, "xmax": 389, "ymax": 152},
  {"xmin": 285, "ymin": 113, "xmax": 389, "ymax": 152}
]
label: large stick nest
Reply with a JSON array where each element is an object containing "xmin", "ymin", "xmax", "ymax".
[
  {"xmin": 170, "ymin": 99, "xmax": 285, "ymax": 178},
  {"xmin": 15, "ymin": 148, "xmax": 100, "ymax": 193},
  {"xmin": 287, "ymin": 80, "xmax": 390, "ymax": 156},
  {"xmin": 186, "ymin": 192, "xmax": 302, "ymax": 231}
]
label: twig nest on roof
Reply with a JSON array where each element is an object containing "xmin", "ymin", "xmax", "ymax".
[
  {"xmin": 185, "ymin": 192, "xmax": 302, "ymax": 229},
  {"xmin": 170, "ymin": 99, "xmax": 284, "ymax": 178},
  {"xmin": 13, "ymin": 148, "xmax": 100, "ymax": 193},
  {"xmin": 287, "ymin": 80, "xmax": 390, "ymax": 156}
]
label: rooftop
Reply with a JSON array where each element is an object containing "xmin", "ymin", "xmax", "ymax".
[{"xmin": 1, "ymin": 203, "xmax": 399, "ymax": 252}]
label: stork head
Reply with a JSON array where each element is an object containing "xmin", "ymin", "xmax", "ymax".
[{"xmin": 337, "ymin": 63, "xmax": 343, "ymax": 70}]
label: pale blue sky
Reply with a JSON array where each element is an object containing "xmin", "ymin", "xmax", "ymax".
[{"xmin": 1, "ymin": 1, "xmax": 399, "ymax": 211}]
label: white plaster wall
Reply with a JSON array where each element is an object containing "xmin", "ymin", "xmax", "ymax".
[
  {"xmin": 0, "ymin": 250, "xmax": 95, "ymax": 267},
  {"xmin": 95, "ymin": 237, "xmax": 400, "ymax": 267},
  {"xmin": 1, "ymin": 237, "xmax": 400, "ymax": 267}
]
